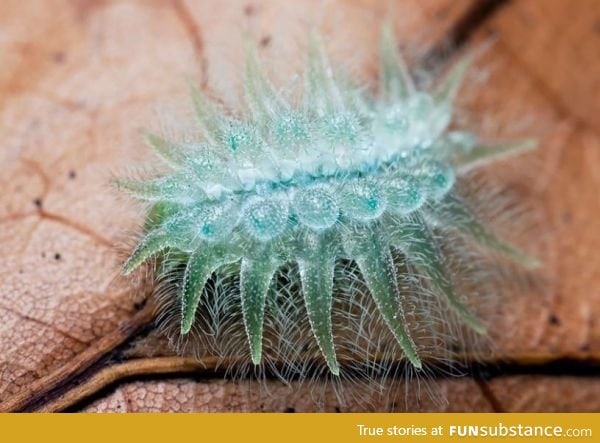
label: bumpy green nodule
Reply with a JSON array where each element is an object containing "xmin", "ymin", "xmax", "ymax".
[{"xmin": 118, "ymin": 25, "xmax": 538, "ymax": 375}]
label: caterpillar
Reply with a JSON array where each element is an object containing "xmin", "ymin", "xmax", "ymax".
[{"xmin": 117, "ymin": 24, "xmax": 539, "ymax": 394}]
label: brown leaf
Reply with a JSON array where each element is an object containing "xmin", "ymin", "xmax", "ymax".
[
  {"xmin": 83, "ymin": 377, "xmax": 493, "ymax": 413},
  {"xmin": 0, "ymin": 0, "xmax": 598, "ymax": 412},
  {"xmin": 0, "ymin": 0, "xmax": 201, "ymax": 406}
]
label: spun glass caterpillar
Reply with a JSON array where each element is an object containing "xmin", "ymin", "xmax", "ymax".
[{"xmin": 117, "ymin": 25, "xmax": 538, "ymax": 386}]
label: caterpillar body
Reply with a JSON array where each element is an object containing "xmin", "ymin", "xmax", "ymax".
[{"xmin": 118, "ymin": 25, "xmax": 538, "ymax": 389}]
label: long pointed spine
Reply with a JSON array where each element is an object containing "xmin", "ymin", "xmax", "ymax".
[
  {"xmin": 389, "ymin": 215, "xmax": 486, "ymax": 333},
  {"xmin": 244, "ymin": 43, "xmax": 285, "ymax": 121},
  {"xmin": 306, "ymin": 33, "xmax": 343, "ymax": 112},
  {"xmin": 123, "ymin": 229, "xmax": 180, "ymax": 274},
  {"xmin": 113, "ymin": 175, "xmax": 197, "ymax": 202},
  {"xmin": 433, "ymin": 53, "xmax": 473, "ymax": 105},
  {"xmin": 141, "ymin": 130, "xmax": 189, "ymax": 166},
  {"xmin": 298, "ymin": 234, "xmax": 340, "ymax": 375},
  {"xmin": 181, "ymin": 248, "xmax": 221, "ymax": 334},
  {"xmin": 379, "ymin": 21, "xmax": 414, "ymax": 100},
  {"xmin": 347, "ymin": 228, "xmax": 422, "ymax": 368},
  {"xmin": 240, "ymin": 252, "xmax": 280, "ymax": 365},
  {"xmin": 189, "ymin": 83, "xmax": 223, "ymax": 144},
  {"xmin": 454, "ymin": 139, "xmax": 538, "ymax": 174},
  {"xmin": 436, "ymin": 196, "xmax": 540, "ymax": 267}
]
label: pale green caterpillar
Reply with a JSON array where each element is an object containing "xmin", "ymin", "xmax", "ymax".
[{"xmin": 117, "ymin": 25, "xmax": 538, "ymax": 383}]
